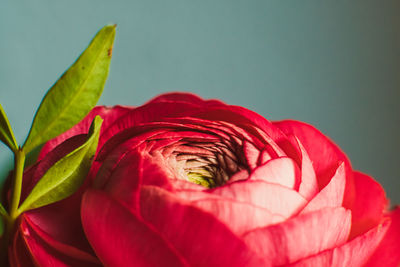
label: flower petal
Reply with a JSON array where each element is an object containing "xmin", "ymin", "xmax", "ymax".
[
  {"xmin": 349, "ymin": 171, "xmax": 388, "ymax": 239},
  {"xmin": 288, "ymin": 220, "xmax": 390, "ymax": 267},
  {"xmin": 248, "ymin": 157, "xmax": 300, "ymax": 189},
  {"xmin": 301, "ymin": 163, "xmax": 346, "ymax": 213},
  {"xmin": 139, "ymin": 185, "xmax": 267, "ymax": 267},
  {"xmin": 273, "ymin": 120, "xmax": 356, "ymax": 208},
  {"xmin": 17, "ymin": 218, "xmax": 99, "ymax": 267},
  {"xmin": 210, "ymin": 180, "xmax": 307, "ymax": 218},
  {"xmin": 365, "ymin": 207, "xmax": 400, "ymax": 267},
  {"xmin": 146, "ymin": 92, "xmax": 225, "ymax": 106},
  {"xmin": 19, "ymin": 182, "xmax": 97, "ymax": 263},
  {"xmin": 243, "ymin": 140, "xmax": 260, "ymax": 169},
  {"xmin": 81, "ymin": 189, "xmax": 187, "ymax": 267},
  {"xmin": 191, "ymin": 198, "xmax": 285, "ymax": 235},
  {"xmin": 242, "ymin": 207, "xmax": 351, "ymax": 265},
  {"xmin": 9, "ymin": 228, "xmax": 36, "ymax": 267},
  {"xmin": 290, "ymin": 136, "xmax": 318, "ymax": 200}
]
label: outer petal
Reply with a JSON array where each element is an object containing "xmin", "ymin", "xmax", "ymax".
[
  {"xmin": 98, "ymin": 102, "xmax": 206, "ymax": 147},
  {"xmin": 146, "ymin": 92, "xmax": 225, "ymax": 106},
  {"xmin": 81, "ymin": 189, "xmax": 187, "ymax": 267},
  {"xmin": 16, "ymin": 190, "xmax": 99, "ymax": 265},
  {"xmin": 365, "ymin": 207, "xmax": 400, "ymax": 267},
  {"xmin": 242, "ymin": 207, "xmax": 351, "ymax": 266},
  {"xmin": 14, "ymin": 217, "xmax": 99, "ymax": 267},
  {"xmin": 9, "ymin": 227, "xmax": 36, "ymax": 267},
  {"xmin": 273, "ymin": 120, "xmax": 352, "ymax": 186},
  {"xmin": 288, "ymin": 220, "xmax": 390, "ymax": 267},
  {"xmin": 273, "ymin": 120, "xmax": 356, "ymax": 209},
  {"xmin": 349, "ymin": 171, "xmax": 388, "ymax": 239},
  {"xmin": 139, "ymin": 186, "xmax": 268, "ymax": 267}
]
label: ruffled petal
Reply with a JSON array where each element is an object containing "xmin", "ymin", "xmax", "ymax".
[
  {"xmin": 273, "ymin": 120, "xmax": 356, "ymax": 209},
  {"xmin": 301, "ymin": 163, "xmax": 346, "ymax": 213},
  {"xmin": 242, "ymin": 207, "xmax": 351, "ymax": 265},
  {"xmin": 288, "ymin": 219, "xmax": 390, "ymax": 267}
]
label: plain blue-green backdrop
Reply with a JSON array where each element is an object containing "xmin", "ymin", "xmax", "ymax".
[{"xmin": 0, "ymin": 1, "xmax": 399, "ymax": 204}]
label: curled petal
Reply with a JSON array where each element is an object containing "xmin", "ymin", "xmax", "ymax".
[
  {"xmin": 301, "ymin": 163, "xmax": 346, "ymax": 213},
  {"xmin": 248, "ymin": 157, "xmax": 300, "ymax": 189},
  {"xmin": 243, "ymin": 141, "xmax": 260, "ymax": 169},
  {"xmin": 289, "ymin": 136, "xmax": 318, "ymax": 200}
]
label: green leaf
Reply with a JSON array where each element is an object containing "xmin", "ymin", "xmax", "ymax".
[
  {"xmin": 23, "ymin": 25, "xmax": 116, "ymax": 153},
  {"xmin": 0, "ymin": 103, "xmax": 18, "ymax": 152},
  {"xmin": 18, "ymin": 116, "xmax": 103, "ymax": 213}
]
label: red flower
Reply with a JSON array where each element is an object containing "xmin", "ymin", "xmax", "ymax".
[{"xmin": 10, "ymin": 93, "xmax": 400, "ymax": 266}]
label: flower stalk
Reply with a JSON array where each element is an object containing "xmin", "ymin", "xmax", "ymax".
[
  {"xmin": 10, "ymin": 148, "xmax": 25, "ymax": 220},
  {"xmin": 0, "ymin": 148, "xmax": 25, "ymax": 265}
]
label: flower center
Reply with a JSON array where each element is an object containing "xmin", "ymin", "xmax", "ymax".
[{"xmin": 173, "ymin": 141, "xmax": 245, "ymax": 188}]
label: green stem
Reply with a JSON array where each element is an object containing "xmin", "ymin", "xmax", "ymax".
[
  {"xmin": 9, "ymin": 149, "xmax": 25, "ymax": 219},
  {"xmin": 0, "ymin": 148, "xmax": 25, "ymax": 264}
]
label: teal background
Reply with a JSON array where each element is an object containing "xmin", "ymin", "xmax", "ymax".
[{"xmin": 0, "ymin": 1, "xmax": 399, "ymax": 204}]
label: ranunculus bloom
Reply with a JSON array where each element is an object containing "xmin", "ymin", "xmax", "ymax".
[{"xmin": 9, "ymin": 93, "xmax": 400, "ymax": 266}]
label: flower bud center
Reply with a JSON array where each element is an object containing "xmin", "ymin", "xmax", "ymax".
[{"xmin": 174, "ymin": 141, "xmax": 245, "ymax": 188}]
